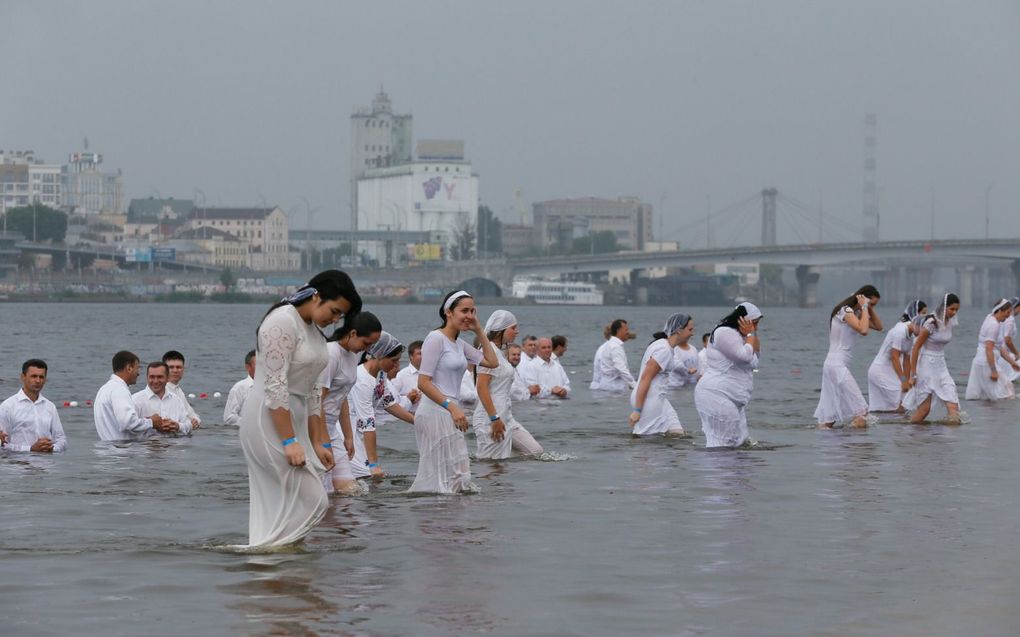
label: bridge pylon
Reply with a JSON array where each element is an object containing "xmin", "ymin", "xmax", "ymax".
[{"xmin": 795, "ymin": 265, "xmax": 820, "ymax": 308}]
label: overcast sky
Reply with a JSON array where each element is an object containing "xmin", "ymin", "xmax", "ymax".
[{"xmin": 3, "ymin": 0, "xmax": 1018, "ymax": 245}]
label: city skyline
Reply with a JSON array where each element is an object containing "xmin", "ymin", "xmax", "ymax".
[{"xmin": 3, "ymin": 1, "xmax": 1018, "ymax": 245}]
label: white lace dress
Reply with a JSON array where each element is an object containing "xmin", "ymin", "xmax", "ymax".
[
  {"xmin": 238, "ymin": 305, "xmax": 329, "ymax": 548},
  {"xmin": 473, "ymin": 348, "xmax": 542, "ymax": 459},
  {"xmin": 814, "ymin": 307, "xmax": 869, "ymax": 425}
]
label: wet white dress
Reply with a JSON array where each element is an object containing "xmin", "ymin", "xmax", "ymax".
[
  {"xmin": 409, "ymin": 330, "xmax": 484, "ymax": 494},
  {"xmin": 867, "ymin": 321, "xmax": 912, "ymax": 411},
  {"xmin": 238, "ymin": 305, "xmax": 329, "ymax": 548},
  {"xmin": 814, "ymin": 307, "xmax": 869, "ymax": 425},
  {"xmin": 319, "ymin": 341, "xmax": 362, "ymax": 489},
  {"xmin": 997, "ymin": 315, "xmax": 1019, "ymax": 382},
  {"xmin": 668, "ymin": 344, "xmax": 700, "ymax": 388},
  {"xmin": 902, "ymin": 317, "xmax": 959, "ymax": 411},
  {"xmin": 964, "ymin": 314, "xmax": 1014, "ymax": 400},
  {"xmin": 630, "ymin": 339, "xmax": 684, "ymax": 436},
  {"xmin": 348, "ymin": 365, "xmax": 400, "ymax": 478},
  {"xmin": 695, "ymin": 327, "xmax": 757, "ymax": 447},
  {"xmin": 473, "ymin": 348, "xmax": 543, "ymax": 459}
]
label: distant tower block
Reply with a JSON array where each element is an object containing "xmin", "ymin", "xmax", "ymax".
[
  {"xmin": 862, "ymin": 113, "xmax": 879, "ymax": 242},
  {"xmin": 761, "ymin": 187, "xmax": 778, "ymax": 246}
]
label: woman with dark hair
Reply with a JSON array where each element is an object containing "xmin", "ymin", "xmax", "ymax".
[
  {"xmin": 473, "ymin": 310, "xmax": 543, "ymax": 459},
  {"xmin": 409, "ymin": 290, "xmax": 498, "ymax": 493},
  {"xmin": 964, "ymin": 299, "xmax": 1017, "ymax": 401},
  {"xmin": 628, "ymin": 313, "xmax": 691, "ymax": 436},
  {"xmin": 903, "ymin": 293, "xmax": 962, "ymax": 424},
  {"xmin": 317, "ymin": 311, "xmax": 381, "ymax": 495},
  {"xmin": 347, "ymin": 332, "xmax": 415, "ymax": 480},
  {"xmin": 239, "ymin": 270, "xmax": 360, "ymax": 548},
  {"xmin": 694, "ymin": 303, "xmax": 762, "ymax": 447},
  {"xmin": 867, "ymin": 300, "xmax": 926, "ymax": 412},
  {"xmin": 814, "ymin": 285, "xmax": 883, "ymax": 428},
  {"xmin": 667, "ymin": 315, "xmax": 700, "ymax": 389}
]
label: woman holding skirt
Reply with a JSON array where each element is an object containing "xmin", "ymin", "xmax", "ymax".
[
  {"xmin": 694, "ymin": 303, "xmax": 762, "ymax": 448},
  {"xmin": 473, "ymin": 310, "xmax": 544, "ymax": 459},
  {"xmin": 964, "ymin": 299, "xmax": 1016, "ymax": 401},
  {"xmin": 239, "ymin": 270, "xmax": 361, "ymax": 548},
  {"xmin": 629, "ymin": 313, "xmax": 694, "ymax": 436},
  {"xmin": 867, "ymin": 300, "xmax": 925, "ymax": 412},
  {"xmin": 815, "ymin": 285, "xmax": 883, "ymax": 428},
  {"xmin": 903, "ymin": 293, "xmax": 962, "ymax": 424},
  {"xmin": 409, "ymin": 290, "xmax": 498, "ymax": 494}
]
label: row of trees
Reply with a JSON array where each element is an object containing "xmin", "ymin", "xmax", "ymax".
[{"xmin": 0, "ymin": 204, "xmax": 67, "ymax": 242}]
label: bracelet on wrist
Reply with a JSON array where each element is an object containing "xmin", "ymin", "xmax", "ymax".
[
  {"xmin": 634, "ymin": 407, "xmax": 642, "ymax": 413},
  {"xmin": 441, "ymin": 399, "xmax": 450, "ymax": 410},
  {"xmin": 322, "ymin": 442, "xmax": 332, "ymax": 449},
  {"xmin": 281, "ymin": 436, "xmax": 297, "ymax": 447},
  {"xmin": 489, "ymin": 414, "xmax": 500, "ymax": 422},
  {"xmin": 367, "ymin": 462, "xmax": 379, "ymax": 468}
]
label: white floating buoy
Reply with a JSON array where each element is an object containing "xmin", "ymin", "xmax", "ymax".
[
  {"xmin": 188, "ymin": 393, "xmax": 196, "ymax": 398},
  {"xmin": 69, "ymin": 401, "xmax": 79, "ymax": 407},
  {"xmin": 213, "ymin": 391, "xmax": 222, "ymax": 398}
]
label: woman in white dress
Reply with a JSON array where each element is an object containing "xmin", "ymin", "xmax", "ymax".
[
  {"xmin": 964, "ymin": 298, "xmax": 1017, "ymax": 401},
  {"xmin": 867, "ymin": 300, "xmax": 926, "ymax": 413},
  {"xmin": 409, "ymin": 290, "xmax": 498, "ymax": 493},
  {"xmin": 815, "ymin": 285, "xmax": 883, "ymax": 429},
  {"xmin": 668, "ymin": 318, "xmax": 700, "ymax": 389},
  {"xmin": 473, "ymin": 310, "xmax": 544, "ymax": 459},
  {"xmin": 590, "ymin": 319, "xmax": 636, "ymax": 393},
  {"xmin": 628, "ymin": 313, "xmax": 693, "ymax": 436},
  {"xmin": 694, "ymin": 303, "xmax": 762, "ymax": 448},
  {"xmin": 239, "ymin": 270, "xmax": 361, "ymax": 548},
  {"xmin": 317, "ymin": 312, "xmax": 381, "ymax": 495},
  {"xmin": 347, "ymin": 332, "xmax": 415, "ymax": 479},
  {"xmin": 997, "ymin": 297, "xmax": 1020, "ymax": 382},
  {"xmin": 903, "ymin": 293, "xmax": 962, "ymax": 424}
]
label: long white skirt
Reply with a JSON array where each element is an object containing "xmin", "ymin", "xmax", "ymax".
[
  {"xmin": 867, "ymin": 361, "xmax": 904, "ymax": 412},
  {"xmin": 965, "ymin": 348, "xmax": 1015, "ymax": 400},
  {"xmin": 902, "ymin": 351, "xmax": 959, "ymax": 411},
  {"xmin": 694, "ymin": 384, "xmax": 749, "ymax": 448},
  {"xmin": 814, "ymin": 360, "xmax": 868, "ymax": 424},
  {"xmin": 322, "ymin": 430, "xmax": 355, "ymax": 493},
  {"xmin": 408, "ymin": 398, "xmax": 474, "ymax": 494},
  {"xmin": 630, "ymin": 380, "xmax": 683, "ymax": 436},
  {"xmin": 238, "ymin": 392, "xmax": 328, "ymax": 548},
  {"xmin": 995, "ymin": 350, "xmax": 1020, "ymax": 383},
  {"xmin": 474, "ymin": 415, "xmax": 543, "ymax": 459}
]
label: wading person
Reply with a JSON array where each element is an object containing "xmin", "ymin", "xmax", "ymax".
[
  {"xmin": 903, "ymin": 293, "xmax": 963, "ymax": 425},
  {"xmin": 0, "ymin": 359, "xmax": 67, "ymax": 453},
  {"xmin": 867, "ymin": 300, "xmax": 926, "ymax": 413},
  {"xmin": 628, "ymin": 313, "xmax": 691, "ymax": 437}
]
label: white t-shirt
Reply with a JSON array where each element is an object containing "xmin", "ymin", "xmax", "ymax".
[
  {"xmin": 418, "ymin": 330, "xmax": 484, "ymax": 400},
  {"xmin": 318, "ymin": 341, "xmax": 363, "ymax": 423}
]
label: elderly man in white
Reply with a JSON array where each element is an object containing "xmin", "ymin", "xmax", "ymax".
[
  {"xmin": 590, "ymin": 319, "xmax": 636, "ymax": 392},
  {"xmin": 223, "ymin": 349, "xmax": 256, "ymax": 426},
  {"xmin": 132, "ymin": 361, "xmax": 192, "ymax": 436},
  {"xmin": 520, "ymin": 337, "xmax": 571, "ymax": 399},
  {"xmin": 0, "ymin": 359, "xmax": 67, "ymax": 453},
  {"xmin": 94, "ymin": 351, "xmax": 177, "ymax": 441}
]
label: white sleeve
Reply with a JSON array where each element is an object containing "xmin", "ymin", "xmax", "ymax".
[
  {"xmin": 558, "ymin": 363, "xmax": 571, "ymax": 393},
  {"xmin": 511, "ymin": 372, "xmax": 531, "ymax": 401},
  {"xmin": 0, "ymin": 401, "xmax": 9, "ymax": 438},
  {"xmin": 714, "ymin": 328, "xmax": 756, "ymax": 364},
  {"xmin": 182, "ymin": 393, "xmax": 200, "ymax": 425},
  {"xmin": 350, "ymin": 374, "xmax": 376, "ymax": 433},
  {"xmin": 258, "ymin": 308, "xmax": 300, "ymax": 411},
  {"xmin": 979, "ymin": 317, "xmax": 999, "ymax": 343},
  {"xmin": 611, "ymin": 344, "xmax": 635, "ymax": 385},
  {"xmin": 222, "ymin": 384, "xmax": 243, "ymax": 426},
  {"xmin": 117, "ymin": 387, "xmax": 153, "ymax": 434}
]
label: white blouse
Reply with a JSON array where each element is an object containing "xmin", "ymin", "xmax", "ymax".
[{"xmin": 418, "ymin": 330, "xmax": 484, "ymax": 400}]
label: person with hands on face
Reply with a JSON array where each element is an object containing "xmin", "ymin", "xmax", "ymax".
[
  {"xmin": 694, "ymin": 303, "xmax": 763, "ymax": 448},
  {"xmin": 408, "ymin": 290, "xmax": 498, "ymax": 494},
  {"xmin": 94, "ymin": 350, "xmax": 174, "ymax": 441},
  {"xmin": 628, "ymin": 313, "xmax": 691, "ymax": 436},
  {"xmin": 238, "ymin": 270, "xmax": 361, "ymax": 548},
  {"xmin": 0, "ymin": 359, "xmax": 67, "ymax": 453}
]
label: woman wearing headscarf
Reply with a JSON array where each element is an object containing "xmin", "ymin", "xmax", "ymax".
[
  {"xmin": 997, "ymin": 297, "xmax": 1020, "ymax": 382},
  {"xmin": 473, "ymin": 310, "xmax": 544, "ymax": 459},
  {"xmin": 964, "ymin": 299, "xmax": 1017, "ymax": 401},
  {"xmin": 814, "ymin": 285, "xmax": 883, "ymax": 428},
  {"xmin": 409, "ymin": 290, "xmax": 498, "ymax": 493},
  {"xmin": 694, "ymin": 303, "xmax": 762, "ymax": 448},
  {"xmin": 627, "ymin": 313, "xmax": 691, "ymax": 436},
  {"xmin": 346, "ymin": 332, "xmax": 415, "ymax": 479},
  {"xmin": 867, "ymin": 300, "xmax": 926, "ymax": 412},
  {"xmin": 902, "ymin": 293, "xmax": 962, "ymax": 424},
  {"xmin": 667, "ymin": 315, "xmax": 700, "ymax": 389}
]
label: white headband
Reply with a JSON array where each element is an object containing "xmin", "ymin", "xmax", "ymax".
[
  {"xmin": 993, "ymin": 298, "xmax": 1011, "ymax": 313},
  {"xmin": 444, "ymin": 290, "xmax": 471, "ymax": 311}
]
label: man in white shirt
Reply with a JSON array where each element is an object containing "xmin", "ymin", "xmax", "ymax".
[
  {"xmin": 132, "ymin": 361, "xmax": 192, "ymax": 435},
  {"xmin": 520, "ymin": 337, "xmax": 570, "ymax": 399},
  {"xmin": 95, "ymin": 351, "xmax": 176, "ymax": 441},
  {"xmin": 520, "ymin": 335, "xmax": 538, "ymax": 366},
  {"xmin": 223, "ymin": 349, "xmax": 256, "ymax": 426},
  {"xmin": 162, "ymin": 350, "xmax": 201, "ymax": 430},
  {"xmin": 551, "ymin": 335, "xmax": 568, "ymax": 361},
  {"xmin": 507, "ymin": 344, "xmax": 537, "ymax": 401},
  {"xmin": 0, "ymin": 359, "xmax": 67, "ymax": 453},
  {"xmin": 392, "ymin": 340, "xmax": 423, "ymax": 414},
  {"xmin": 590, "ymin": 319, "xmax": 636, "ymax": 392}
]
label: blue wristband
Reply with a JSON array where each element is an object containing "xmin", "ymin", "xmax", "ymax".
[
  {"xmin": 322, "ymin": 442, "xmax": 332, "ymax": 449},
  {"xmin": 442, "ymin": 399, "xmax": 450, "ymax": 410},
  {"xmin": 490, "ymin": 414, "xmax": 500, "ymax": 422},
  {"xmin": 634, "ymin": 407, "xmax": 642, "ymax": 413},
  {"xmin": 367, "ymin": 462, "xmax": 379, "ymax": 468},
  {"xmin": 282, "ymin": 436, "xmax": 297, "ymax": 447}
]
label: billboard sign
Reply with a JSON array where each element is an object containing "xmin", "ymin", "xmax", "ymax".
[
  {"xmin": 151, "ymin": 247, "xmax": 176, "ymax": 262},
  {"xmin": 408, "ymin": 243, "xmax": 442, "ymax": 261},
  {"xmin": 413, "ymin": 173, "xmax": 473, "ymax": 213},
  {"xmin": 124, "ymin": 247, "xmax": 151, "ymax": 263}
]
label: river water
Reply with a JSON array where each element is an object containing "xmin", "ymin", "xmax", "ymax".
[{"xmin": 1, "ymin": 302, "xmax": 1018, "ymax": 636}]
